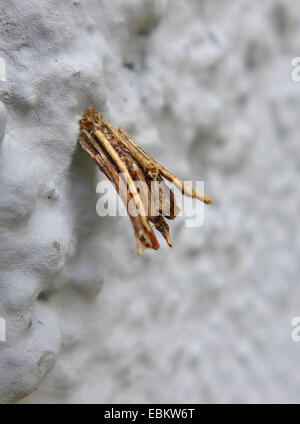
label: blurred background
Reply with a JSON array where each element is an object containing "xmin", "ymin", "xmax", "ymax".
[{"xmin": 9, "ymin": 0, "xmax": 300, "ymax": 403}]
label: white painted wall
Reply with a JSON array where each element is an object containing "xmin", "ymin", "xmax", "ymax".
[{"xmin": 0, "ymin": 0, "xmax": 300, "ymax": 403}]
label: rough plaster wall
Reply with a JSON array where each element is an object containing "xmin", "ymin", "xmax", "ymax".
[{"xmin": 0, "ymin": 0, "xmax": 300, "ymax": 403}]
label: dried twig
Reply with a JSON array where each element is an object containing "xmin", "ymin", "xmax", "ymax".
[{"xmin": 78, "ymin": 109, "xmax": 213, "ymax": 255}]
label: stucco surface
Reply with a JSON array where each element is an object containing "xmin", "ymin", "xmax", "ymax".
[{"xmin": 0, "ymin": 0, "xmax": 300, "ymax": 403}]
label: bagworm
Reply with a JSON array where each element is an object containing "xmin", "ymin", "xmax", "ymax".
[{"xmin": 78, "ymin": 109, "xmax": 213, "ymax": 255}]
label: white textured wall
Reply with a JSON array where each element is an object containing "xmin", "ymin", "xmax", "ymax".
[{"xmin": 0, "ymin": 0, "xmax": 300, "ymax": 403}]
